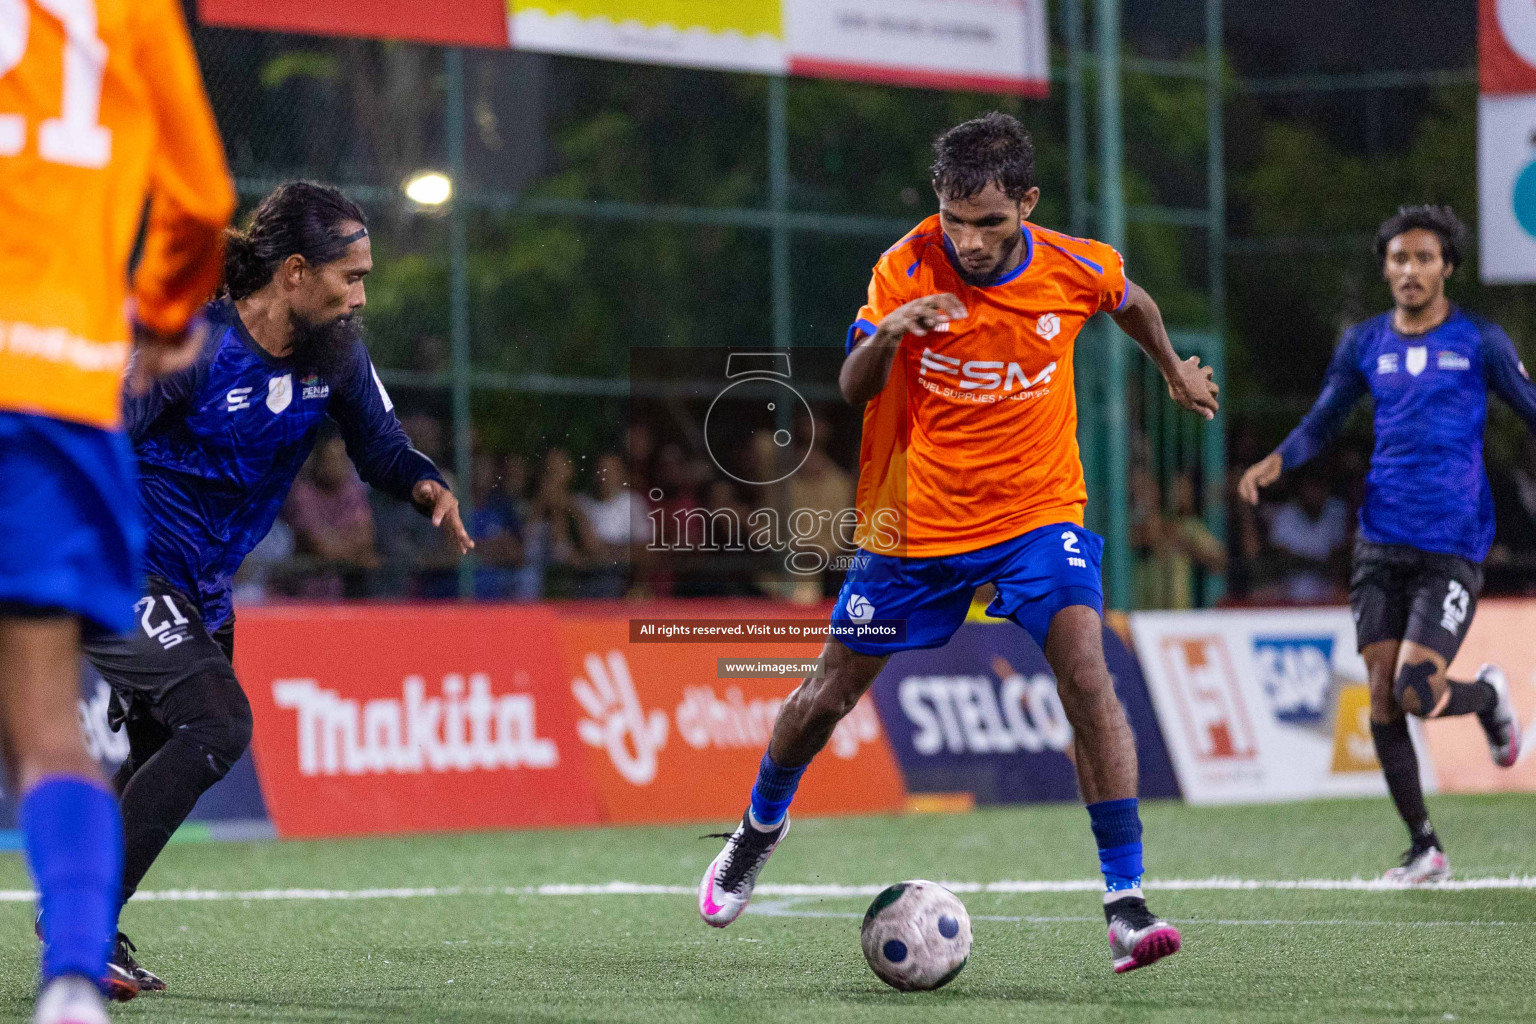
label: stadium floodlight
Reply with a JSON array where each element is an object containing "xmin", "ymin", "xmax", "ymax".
[{"xmin": 404, "ymin": 170, "xmax": 452, "ymax": 207}]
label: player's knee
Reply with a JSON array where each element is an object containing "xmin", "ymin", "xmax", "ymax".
[
  {"xmin": 805, "ymin": 672, "xmax": 864, "ymax": 724},
  {"xmin": 178, "ymin": 676, "xmax": 253, "ymax": 774},
  {"xmin": 1393, "ymin": 660, "xmax": 1440, "ymax": 718}
]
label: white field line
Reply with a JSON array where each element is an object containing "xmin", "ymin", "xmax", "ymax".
[{"xmin": 0, "ymin": 876, "xmax": 1532, "ymax": 903}]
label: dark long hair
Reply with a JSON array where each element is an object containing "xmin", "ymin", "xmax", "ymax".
[{"xmin": 224, "ymin": 181, "xmax": 368, "ymax": 300}]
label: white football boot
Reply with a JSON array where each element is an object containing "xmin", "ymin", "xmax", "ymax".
[
  {"xmin": 1475, "ymin": 664, "xmax": 1522, "ymax": 768},
  {"xmin": 1105, "ymin": 895, "xmax": 1182, "ymax": 974},
  {"xmin": 698, "ymin": 812, "xmax": 789, "ymax": 927},
  {"xmin": 1382, "ymin": 845, "xmax": 1450, "ymax": 884},
  {"xmin": 33, "ymin": 976, "xmax": 108, "ymax": 1024}
]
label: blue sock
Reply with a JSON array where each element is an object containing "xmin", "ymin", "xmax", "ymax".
[
  {"xmin": 23, "ymin": 776, "xmax": 123, "ymax": 985},
  {"xmin": 748, "ymin": 752, "xmax": 805, "ymax": 829},
  {"xmin": 1087, "ymin": 798, "xmax": 1144, "ymax": 898}
]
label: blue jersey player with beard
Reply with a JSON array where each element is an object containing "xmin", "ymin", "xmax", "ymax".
[
  {"xmin": 1240, "ymin": 206, "xmax": 1529, "ymax": 883},
  {"xmin": 81, "ymin": 183, "xmax": 474, "ymax": 989}
]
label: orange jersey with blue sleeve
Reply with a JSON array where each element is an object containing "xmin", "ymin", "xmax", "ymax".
[
  {"xmin": 847, "ymin": 215, "xmax": 1128, "ymax": 558},
  {"xmin": 0, "ymin": 0, "xmax": 235, "ymax": 430}
]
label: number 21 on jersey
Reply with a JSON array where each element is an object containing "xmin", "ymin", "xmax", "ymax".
[{"xmin": 0, "ymin": 0, "xmax": 111, "ymax": 167}]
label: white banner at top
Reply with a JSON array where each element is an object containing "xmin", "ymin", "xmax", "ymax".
[{"xmin": 508, "ymin": 0, "xmax": 1049, "ymax": 96}]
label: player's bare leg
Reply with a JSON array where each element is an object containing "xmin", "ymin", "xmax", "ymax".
[
  {"xmin": 0, "ymin": 616, "xmax": 137, "ymax": 1017},
  {"xmin": 1043, "ymin": 605, "xmax": 1180, "ymax": 973},
  {"xmin": 699, "ymin": 640, "xmax": 887, "ymax": 926}
]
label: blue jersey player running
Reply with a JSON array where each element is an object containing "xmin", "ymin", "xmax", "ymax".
[
  {"xmin": 79, "ymin": 182, "xmax": 473, "ymax": 989},
  {"xmin": 1240, "ymin": 206, "xmax": 1527, "ymax": 883}
]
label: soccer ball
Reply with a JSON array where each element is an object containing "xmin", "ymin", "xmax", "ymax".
[{"xmin": 860, "ymin": 880, "xmax": 972, "ymax": 991}]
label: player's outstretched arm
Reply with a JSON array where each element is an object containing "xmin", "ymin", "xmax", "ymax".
[
  {"xmin": 1109, "ymin": 281, "xmax": 1218, "ymax": 421},
  {"xmin": 840, "ymin": 294, "xmax": 967, "ymax": 405},
  {"xmin": 1482, "ymin": 323, "xmax": 1536, "ymax": 436}
]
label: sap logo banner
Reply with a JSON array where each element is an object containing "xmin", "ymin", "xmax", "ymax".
[
  {"xmin": 872, "ymin": 621, "xmax": 1178, "ymax": 804},
  {"xmin": 1132, "ymin": 610, "xmax": 1393, "ymax": 805},
  {"xmin": 1252, "ymin": 636, "xmax": 1335, "ymax": 728}
]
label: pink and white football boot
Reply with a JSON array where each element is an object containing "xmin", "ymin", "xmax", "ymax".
[
  {"xmin": 1475, "ymin": 664, "xmax": 1522, "ymax": 768},
  {"xmin": 698, "ymin": 812, "xmax": 789, "ymax": 927}
]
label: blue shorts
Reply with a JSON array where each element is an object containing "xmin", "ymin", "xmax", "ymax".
[
  {"xmin": 0, "ymin": 412, "xmax": 142, "ymax": 635},
  {"xmin": 832, "ymin": 521, "xmax": 1104, "ymax": 655}
]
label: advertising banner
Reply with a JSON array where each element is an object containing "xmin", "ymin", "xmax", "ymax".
[
  {"xmin": 508, "ymin": 0, "xmax": 1049, "ymax": 95},
  {"xmin": 1479, "ymin": 0, "xmax": 1536, "ymax": 282},
  {"xmin": 198, "ymin": 0, "xmax": 511, "ymax": 48},
  {"xmin": 1436, "ymin": 600, "xmax": 1536, "ymax": 792},
  {"xmin": 870, "ymin": 620, "xmax": 1178, "ymax": 804},
  {"xmin": 237, "ymin": 605, "xmax": 603, "ymax": 837},
  {"xmin": 198, "ymin": 1, "xmax": 1049, "ymax": 96},
  {"xmin": 1129, "ymin": 609, "xmax": 1400, "ymax": 805},
  {"xmin": 557, "ymin": 607, "xmax": 907, "ymax": 825}
]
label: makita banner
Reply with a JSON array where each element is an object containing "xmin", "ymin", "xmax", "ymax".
[
  {"xmin": 237, "ymin": 605, "xmax": 602, "ymax": 837},
  {"xmin": 870, "ymin": 620, "xmax": 1179, "ymax": 804}
]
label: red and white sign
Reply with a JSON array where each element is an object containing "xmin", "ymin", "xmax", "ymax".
[
  {"xmin": 237, "ymin": 605, "xmax": 601, "ymax": 837},
  {"xmin": 1131, "ymin": 610, "xmax": 1400, "ymax": 805},
  {"xmin": 1157, "ymin": 636, "xmax": 1258, "ymax": 764},
  {"xmin": 1482, "ymin": 0, "xmax": 1536, "ymax": 94},
  {"xmin": 1480, "ymin": 0, "xmax": 1536, "ymax": 283}
]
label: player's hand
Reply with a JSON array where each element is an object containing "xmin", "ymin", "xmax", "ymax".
[
  {"xmin": 125, "ymin": 308, "xmax": 208, "ymax": 396},
  {"xmin": 1167, "ymin": 355, "xmax": 1219, "ymax": 421},
  {"xmin": 413, "ymin": 479, "xmax": 475, "ymax": 555},
  {"xmin": 877, "ymin": 294, "xmax": 968, "ymax": 340},
  {"xmin": 1238, "ymin": 453, "xmax": 1283, "ymax": 506}
]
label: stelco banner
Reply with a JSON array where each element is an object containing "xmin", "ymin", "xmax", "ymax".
[
  {"xmin": 1479, "ymin": 0, "xmax": 1536, "ymax": 282},
  {"xmin": 871, "ymin": 619, "xmax": 1179, "ymax": 804},
  {"xmin": 198, "ymin": 0, "xmax": 1049, "ymax": 97}
]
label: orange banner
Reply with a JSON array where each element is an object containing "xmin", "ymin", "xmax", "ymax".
[
  {"xmin": 237, "ymin": 605, "xmax": 602, "ymax": 837},
  {"xmin": 558, "ymin": 606, "xmax": 907, "ymax": 825},
  {"xmin": 1437, "ymin": 599, "xmax": 1536, "ymax": 792}
]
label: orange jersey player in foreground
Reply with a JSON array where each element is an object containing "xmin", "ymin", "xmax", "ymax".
[
  {"xmin": 0, "ymin": 1, "xmax": 234, "ymax": 1020},
  {"xmin": 700, "ymin": 113, "xmax": 1218, "ymax": 976}
]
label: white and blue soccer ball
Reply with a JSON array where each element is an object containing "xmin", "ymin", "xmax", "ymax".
[{"xmin": 860, "ymin": 880, "xmax": 972, "ymax": 991}]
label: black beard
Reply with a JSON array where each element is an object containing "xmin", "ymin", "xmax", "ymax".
[
  {"xmin": 951, "ymin": 231, "xmax": 1024, "ymax": 287},
  {"xmin": 289, "ymin": 308, "xmax": 362, "ymax": 378}
]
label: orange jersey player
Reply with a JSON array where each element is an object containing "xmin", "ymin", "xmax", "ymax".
[
  {"xmin": 846, "ymin": 212, "xmax": 1131, "ymax": 558},
  {"xmin": 0, "ymin": 2, "xmax": 233, "ymax": 1020},
  {"xmin": 699, "ymin": 113, "xmax": 1218, "ymax": 979}
]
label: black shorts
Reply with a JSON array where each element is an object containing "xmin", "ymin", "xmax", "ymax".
[
  {"xmin": 1349, "ymin": 540, "xmax": 1482, "ymax": 662},
  {"xmin": 84, "ymin": 577, "xmax": 236, "ymax": 716}
]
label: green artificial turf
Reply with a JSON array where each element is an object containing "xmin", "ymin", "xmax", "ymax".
[{"xmin": 1, "ymin": 795, "xmax": 1532, "ymax": 1022}]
